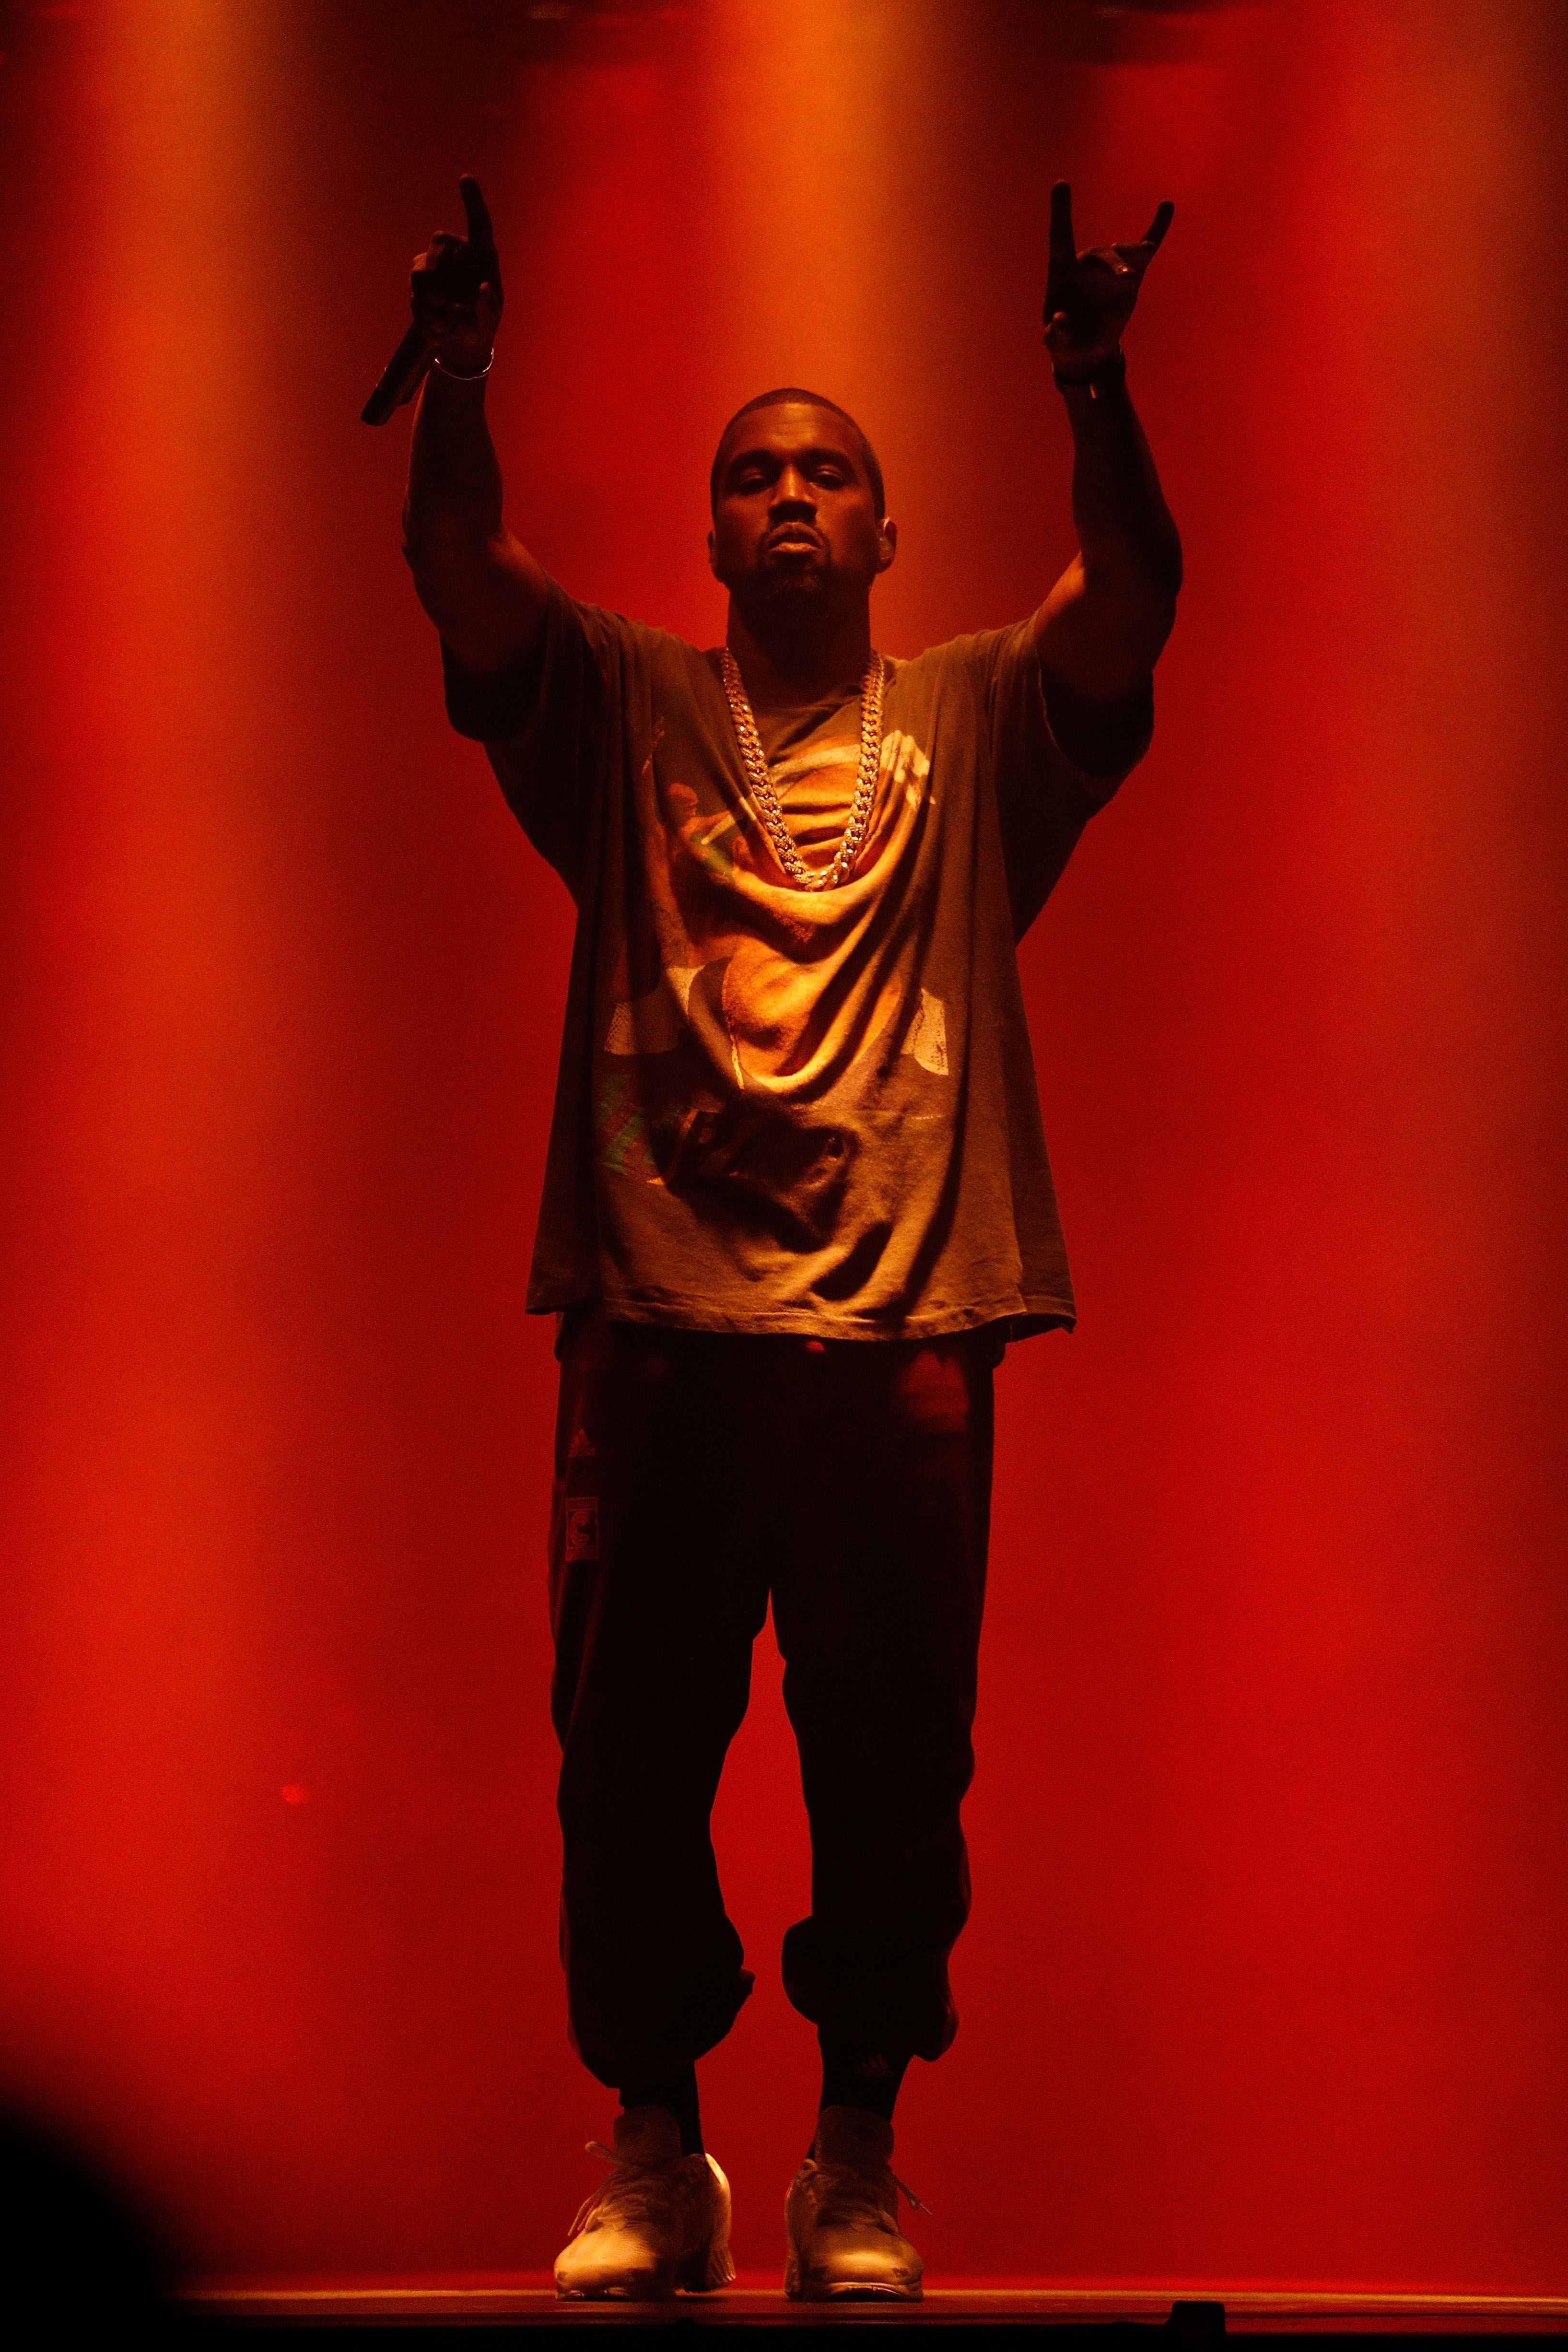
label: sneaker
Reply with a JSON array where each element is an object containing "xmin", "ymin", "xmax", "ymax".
[
  {"xmin": 554, "ymin": 2106, "xmax": 735, "ymax": 2299},
  {"xmin": 784, "ymin": 2104, "xmax": 926, "ymax": 2301}
]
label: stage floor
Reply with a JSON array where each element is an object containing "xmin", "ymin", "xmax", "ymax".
[{"xmin": 182, "ymin": 2282, "xmax": 1568, "ymax": 2331}]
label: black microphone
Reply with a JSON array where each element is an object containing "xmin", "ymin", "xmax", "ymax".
[{"xmin": 361, "ymin": 320, "xmax": 435, "ymax": 427}]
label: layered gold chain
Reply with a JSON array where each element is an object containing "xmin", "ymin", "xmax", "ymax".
[{"xmin": 720, "ymin": 646, "xmax": 886, "ymax": 892}]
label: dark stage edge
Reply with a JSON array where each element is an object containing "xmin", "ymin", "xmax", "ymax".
[{"xmin": 181, "ymin": 2283, "xmax": 1568, "ymax": 2335}]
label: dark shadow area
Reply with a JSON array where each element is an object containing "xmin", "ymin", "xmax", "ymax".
[{"xmin": 0, "ymin": 2099, "xmax": 181, "ymax": 2339}]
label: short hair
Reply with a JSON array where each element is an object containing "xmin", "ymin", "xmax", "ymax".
[{"xmin": 710, "ymin": 387, "xmax": 885, "ymax": 520}]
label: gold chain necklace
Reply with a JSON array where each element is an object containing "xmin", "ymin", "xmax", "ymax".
[{"xmin": 720, "ymin": 645, "xmax": 886, "ymax": 892}]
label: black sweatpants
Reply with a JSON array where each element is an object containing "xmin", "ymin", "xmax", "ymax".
[{"xmin": 548, "ymin": 1307, "xmax": 998, "ymax": 2088}]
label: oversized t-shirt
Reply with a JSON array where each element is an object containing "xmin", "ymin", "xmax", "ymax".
[{"xmin": 443, "ymin": 584, "xmax": 1147, "ymax": 1340}]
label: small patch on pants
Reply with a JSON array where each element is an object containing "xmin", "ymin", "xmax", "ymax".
[
  {"xmin": 892, "ymin": 1347, "xmax": 972, "ymax": 1435},
  {"xmin": 564, "ymin": 1498, "xmax": 600, "ymax": 1561}
]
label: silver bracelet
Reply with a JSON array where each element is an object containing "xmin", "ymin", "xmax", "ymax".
[{"xmin": 432, "ymin": 349, "xmax": 494, "ymax": 383}]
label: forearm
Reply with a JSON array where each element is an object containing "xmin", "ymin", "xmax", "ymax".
[
  {"xmin": 402, "ymin": 366, "xmax": 547, "ymax": 674},
  {"xmin": 1059, "ymin": 371, "xmax": 1182, "ymax": 606},
  {"xmin": 403, "ymin": 365, "xmax": 506, "ymax": 554},
  {"xmin": 1035, "ymin": 369, "xmax": 1180, "ymax": 703}
]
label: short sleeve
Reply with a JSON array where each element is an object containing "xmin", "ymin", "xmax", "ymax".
[
  {"xmin": 973, "ymin": 615, "xmax": 1152, "ymax": 939},
  {"xmin": 440, "ymin": 580, "xmax": 617, "ymax": 900}
]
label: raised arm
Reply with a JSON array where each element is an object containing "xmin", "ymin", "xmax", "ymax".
[
  {"xmin": 401, "ymin": 176, "xmax": 550, "ymax": 678},
  {"xmin": 1035, "ymin": 182, "xmax": 1182, "ymax": 761}
]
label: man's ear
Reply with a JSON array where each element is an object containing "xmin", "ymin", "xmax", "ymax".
[{"xmin": 876, "ymin": 517, "xmax": 898, "ymax": 574}]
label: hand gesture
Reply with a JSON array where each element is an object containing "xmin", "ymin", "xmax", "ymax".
[
  {"xmin": 410, "ymin": 175, "xmax": 503, "ymax": 371},
  {"xmin": 1043, "ymin": 181, "xmax": 1172, "ymax": 383}
]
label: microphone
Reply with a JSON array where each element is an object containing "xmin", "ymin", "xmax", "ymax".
[
  {"xmin": 361, "ymin": 321, "xmax": 436, "ymax": 427},
  {"xmin": 363, "ymin": 177, "xmax": 497, "ymax": 426}
]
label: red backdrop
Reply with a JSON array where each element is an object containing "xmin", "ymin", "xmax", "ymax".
[{"xmin": 2, "ymin": 0, "xmax": 1566, "ymax": 2291}]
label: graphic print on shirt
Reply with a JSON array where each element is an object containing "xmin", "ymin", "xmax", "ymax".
[
  {"xmin": 448, "ymin": 593, "xmax": 1125, "ymax": 1331},
  {"xmin": 596, "ymin": 712, "xmax": 943, "ymax": 1254}
]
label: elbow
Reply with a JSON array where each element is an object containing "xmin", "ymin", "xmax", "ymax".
[
  {"xmin": 1130, "ymin": 538, "xmax": 1183, "ymax": 657},
  {"xmin": 398, "ymin": 493, "xmax": 431, "ymax": 570},
  {"xmin": 401, "ymin": 515, "xmax": 457, "ymax": 579},
  {"xmin": 1148, "ymin": 513, "xmax": 1183, "ymax": 602},
  {"xmin": 399, "ymin": 520, "xmax": 491, "ymax": 612},
  {"xmin": 1126, "ymin": 511, "xmax": 1183, "ymax": 604},
  {"xmin": 1149, "ymin": 575, "xmax": 1180, "ymax": 668},
  {"xmin": 400, "ymin": 503, "xmax": 437, "ymax": 581},
  {"xmin": 1083, "ymin": 519, "xmax": 1182, "ymax": 612},
  {"xmin": 1155, "ymin": 531, "xmax": 1183, "ymax": 651},
  {"xmin": 400, "ymin": 503, "xmax": 501, "ymax": 571},
  {"xmin": 1079, "ymin": 557, "xmax": 1180, "ymax": 668},
  {"xmin": 1156, "ymin": 550, "xmax": 1182, "ymax": 639}
]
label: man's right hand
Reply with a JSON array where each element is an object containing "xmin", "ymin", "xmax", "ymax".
[{"xmin": 410, "ymin": 175, "xmax": 503, "ymax": 374}]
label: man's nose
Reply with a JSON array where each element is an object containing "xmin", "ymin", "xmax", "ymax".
[{"xmin": 770, "ymin": 468, "xmax": 815, "ymax": 511}]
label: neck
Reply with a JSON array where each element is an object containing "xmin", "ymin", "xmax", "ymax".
[{"xmin": 725, "ymin": 603, "xmax": 872, "ymax": 711}]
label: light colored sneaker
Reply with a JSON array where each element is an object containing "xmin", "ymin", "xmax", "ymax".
[
  {"xmin": 554, "ymin": 2106, "xmax": 735, "ymax": 2300},
  {"xmin": 784, "ymin": 2103, "xmax": 926, "ymax": 2301}
]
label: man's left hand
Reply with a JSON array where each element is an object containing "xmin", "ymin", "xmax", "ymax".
[{"xmin": 1043, "ymin": 182, "xmax": 1173, "ymax": 382}]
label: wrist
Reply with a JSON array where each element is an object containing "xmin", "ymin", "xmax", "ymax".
[{"xmin": 1052, "ymin": 345, "xmax": 1126, "ymax": 397}]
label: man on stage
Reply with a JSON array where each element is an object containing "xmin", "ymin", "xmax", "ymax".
[{"xmin": 397, "ymin": 173, "xmax": 1180, "ymax": 2301}]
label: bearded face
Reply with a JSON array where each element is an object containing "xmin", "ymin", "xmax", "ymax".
[{"xmin": 707, "ymin": 400, "xmax": 892, "ymax": 633}]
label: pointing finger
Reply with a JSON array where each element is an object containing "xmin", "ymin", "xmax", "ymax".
[
  {"xmin": 1142, "ymin": 198, "xmax": 1175, "ymax": 251},
  {"xmin": 1049, "ymin": 179, "xmax": 1077, "ymax": 265},
  {"xmin": 459, "ymin": 173, "xmax": 495, "ymax": 252}
]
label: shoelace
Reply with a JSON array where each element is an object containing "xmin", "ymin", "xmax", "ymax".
[
  {"xmin": 568, "ymin": 2140, "xmax": 690, "ymax": 2239},
  {"xmin": 809, "ymin": 2154, "xmax": 931, "ymax": 2224},
  {"xmin": 572, "ymin": 2140, "xmax": 671, "ymax": 2233}
]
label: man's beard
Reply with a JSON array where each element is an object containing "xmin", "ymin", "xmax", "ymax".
[{"xmin": 748, "ymin": 542, "xmax": 833, "ymax": 616}]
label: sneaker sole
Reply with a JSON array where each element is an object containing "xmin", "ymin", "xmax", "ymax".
[
  {"xmin": 788, "ymin": 2280, "xmax": 924, "ymax": 2302},
  {"xmin": 784, "ymin": 2256, "xmax": 922, "ymax": 2304},
  {"xmin": 555, "ymin": 2245, "xmax": 734, "ymax": 2301},
  {"xmin": 557, "ymin": 2284, "xmax": 668, "ymax": 2301}
]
